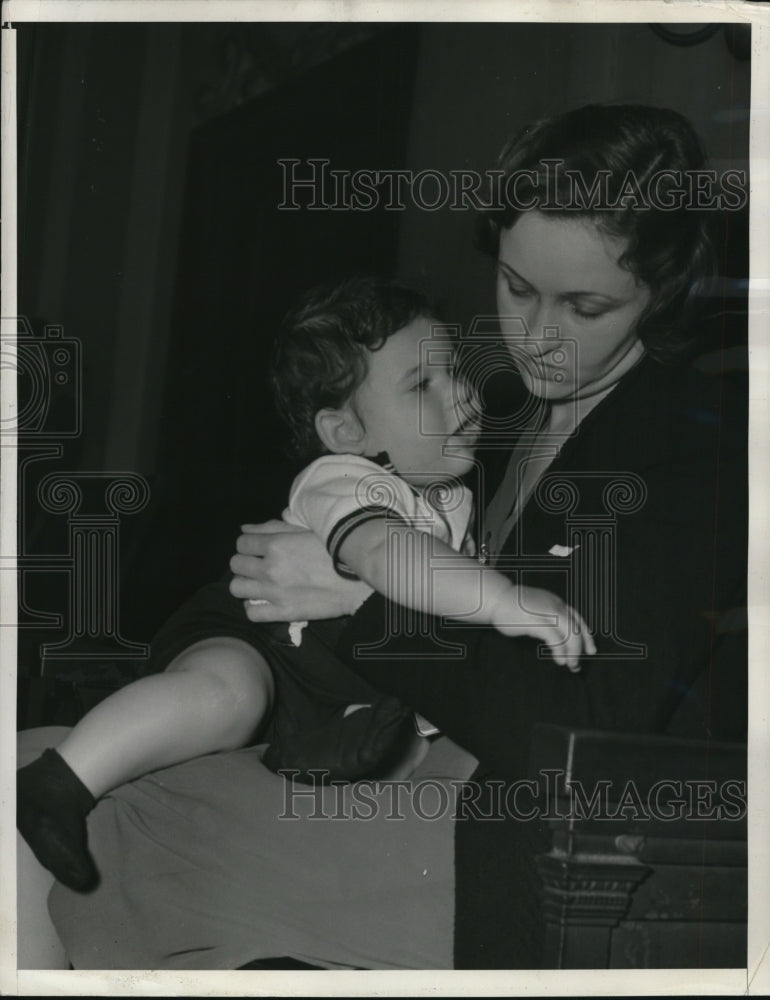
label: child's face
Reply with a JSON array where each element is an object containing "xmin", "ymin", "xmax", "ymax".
[{"xmin": 353, "ymin": 316, "xmax": 482, "ymax": 483}]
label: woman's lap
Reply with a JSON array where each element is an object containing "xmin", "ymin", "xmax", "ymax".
[{"xmin": 30, "ymin": 730, "xmax": 476, "ymax": 970}]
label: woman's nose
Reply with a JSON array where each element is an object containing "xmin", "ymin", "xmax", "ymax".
[{"xmin": 525, "ymin": 300, "xmax": 558, "ymax": 340}]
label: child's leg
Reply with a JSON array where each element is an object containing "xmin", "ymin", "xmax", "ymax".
[
  {"xmin": 17, "ymin": 638, "xmax": 273, "ymax": 891},
  {"xmin": 57, "ymin": 636, "xmax": 274, "ymax": 797}
]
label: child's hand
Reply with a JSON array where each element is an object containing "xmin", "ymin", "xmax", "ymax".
[{"xmin": 490, "ymin": 585, "xmax": 596, "ymax": 671}]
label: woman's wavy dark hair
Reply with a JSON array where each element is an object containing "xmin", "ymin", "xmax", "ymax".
[
  {"xmin": 476, "ymin": 104, "xmax": 718, "ymax": 359},
  {"xmin": 272, "ymin": 276, "xmax": 434, "ymax": 460}
]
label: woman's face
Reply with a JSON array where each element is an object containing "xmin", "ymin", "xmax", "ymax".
[{"xmin": 495, "ymin": 212, "xmax": 651, "ymax": 401}]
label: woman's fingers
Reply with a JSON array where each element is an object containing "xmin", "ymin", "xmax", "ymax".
[
  {"xmin": 231, "ymin": 575, "xmax": 296, "ymax": 621},
  {"xmin": 230, "ymin": 523, "xmax": 365, "ymax": 621},
  {"xmin": 229, "ymin": 553, "xmax": 266, "ymax": 582},
  {"xmin": 229, "ymin": 573, "xmax": 258, "ymax": 599},
  {"xmin": 239, "ymin": 520, "xmax": 293, "ymax": 534},
  {"xmin": 235, "ymin": 521, "xmax": 304, "ymax": 557},
  {"xmin": 235, "ymin": 533, "xmax": 270, "ymax": 558},
  {"xmin": 229, "ymin": 559, "xmax": 281, "ymax": 604},
  {"xmin": 243, "ymin": 598, "xmax": 285, "ymax": 623},
  {"xmin": 232, "ymin": 529, "xmax": 306, "ymax": 577}
]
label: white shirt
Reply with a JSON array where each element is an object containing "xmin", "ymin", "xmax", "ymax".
[
  {"xmin": 284, "ymin": 453, "xmax": 476, "ymax": 589},
  {"xmin": 283, "ymin": 453, "xmax": 475, "ymax": 735}
]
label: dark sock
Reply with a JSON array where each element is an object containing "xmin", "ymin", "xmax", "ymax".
[
  {"xmin": 263, "ymin": 697, "xmax": 415, "ymax": 784},
  {"xmin": 17, "ymin": 748, "xmax": 99, "ymax": 892}
]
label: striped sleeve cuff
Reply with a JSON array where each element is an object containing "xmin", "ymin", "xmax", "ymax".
[{"xmin": 327, "ymin": 505, "xmax": 409, "ymax": 579}]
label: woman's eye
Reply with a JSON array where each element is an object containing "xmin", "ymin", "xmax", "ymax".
[
  {"xmin": 411, "ymin": 378, "xmax": 430, "ymax": 393},
  {"xmin": 505, "ymin": 282, "xmax": 531, "ymax": 299},
  {"xmin": 570, "ymin": 303, "xmax": 606, "ymax": 320}
]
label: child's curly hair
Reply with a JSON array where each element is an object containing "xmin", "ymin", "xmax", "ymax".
[{"xmin": 272, "ymin": 276, "xmax": 435, "ymax": 460}]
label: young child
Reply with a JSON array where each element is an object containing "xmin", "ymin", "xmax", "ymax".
[{"xmin": 17, "ymin": 276, "xmax": 594, "ymax": 893}]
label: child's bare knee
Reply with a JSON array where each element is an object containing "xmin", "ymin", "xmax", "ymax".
[{"xmin": 167, "ymin": 639, "xmax": 274, "ymax": 737}]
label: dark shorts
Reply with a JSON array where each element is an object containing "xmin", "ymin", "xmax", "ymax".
[{"xmin": 146, "ymin": 576, "xmax": 395, "ymax": 747}]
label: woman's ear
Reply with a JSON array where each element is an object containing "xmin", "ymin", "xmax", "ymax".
[{"xmin": 315, "ymin": 407, "xmax": 366, "ymax": 455}]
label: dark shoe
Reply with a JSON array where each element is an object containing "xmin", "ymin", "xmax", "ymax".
[{"xmin": 263, "ymin": 697, "xmax": 415, "ymax": 784}]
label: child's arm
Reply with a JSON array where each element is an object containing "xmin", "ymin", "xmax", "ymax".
[{"xmin": 338, "ymin": 517, "xmax": 595, "ymax": 669}]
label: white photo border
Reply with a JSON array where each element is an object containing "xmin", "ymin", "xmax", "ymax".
[{"xmin": 1, "ymin": 1, "xmax": 768, "ymax": 996}]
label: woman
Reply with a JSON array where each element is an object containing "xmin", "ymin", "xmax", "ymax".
[{"xmin": 18, "ymin": 104, "xmax": 747, "ymax": 970}]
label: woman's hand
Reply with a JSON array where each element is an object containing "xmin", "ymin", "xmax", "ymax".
[
  {"xmin": 229, "ymin": 521, "xmax": 372, "ymax": 622},
  {"xmin": 489, "ymin": 585, "xmax": 597, "ymax": 671}
]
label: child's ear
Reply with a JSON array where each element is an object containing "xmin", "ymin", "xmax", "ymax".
[{"xmin": 315, "ymin": 407, "xmax": 366, "ymax": 455}]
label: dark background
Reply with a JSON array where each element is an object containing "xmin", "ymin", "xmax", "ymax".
[{"xmin": 13, "ymin": 21, "xmax": 751, "ymax": 712}]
